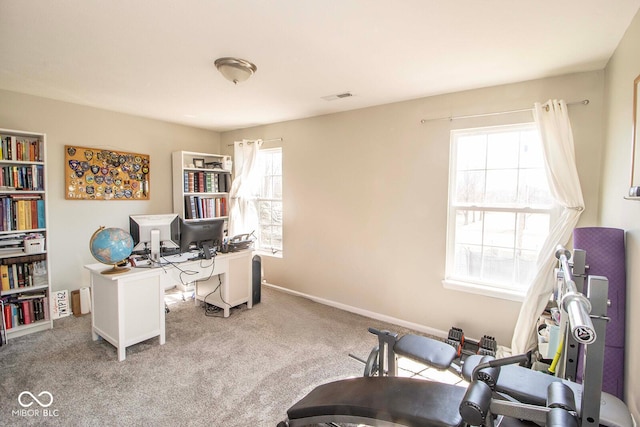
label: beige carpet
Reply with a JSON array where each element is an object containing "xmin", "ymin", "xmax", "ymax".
[{"xmin": 0, "ymin": 286, "xmax": 425, "ymax": 426}]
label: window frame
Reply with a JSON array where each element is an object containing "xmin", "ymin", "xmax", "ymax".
[
  {"xmin": 442, "ymin": 123, "xmax": 555, "ymax": 301},
  {"xmin": 254, "ymin": 147, "xmax": 283, "ymax": 257}
]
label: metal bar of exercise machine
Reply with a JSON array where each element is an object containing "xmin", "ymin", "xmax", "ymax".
[{"xmin": 555, "ymin": 246, "xmax": 610, "ymax": 427}]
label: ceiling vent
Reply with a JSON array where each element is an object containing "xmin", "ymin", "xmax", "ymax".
[{"xmin": 321, "ymin": 92, "xmax": 354, "ymax": 101}]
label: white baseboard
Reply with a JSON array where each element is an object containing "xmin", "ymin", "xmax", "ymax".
[{"xmin": 263, "ymin": 282, "xmax": 448, "ymax": 339}]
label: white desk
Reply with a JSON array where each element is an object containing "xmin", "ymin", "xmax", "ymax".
[
  {"xmin": 160, "ymin": 250, "xmax": 253, "ymax": 318},
  {"xmin": 85, "ymin": 264, "xmax": 165, "ymax": 361},
  {"xmin": 84, "ymin": 250, "xmax": 252, "ymax": 361}
]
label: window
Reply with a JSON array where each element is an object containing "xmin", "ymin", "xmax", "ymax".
[
  {"xmin": 444, "ymin": 124, "xmax": 554, "ymax": 300},
  {"xmin": 255, "ymin": 147, "xmax": 283, "ymax": 256}
]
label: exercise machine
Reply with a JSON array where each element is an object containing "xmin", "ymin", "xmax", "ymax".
[
  {"xmin": 277, "ymin": 352, "xmax": 580, "ymax": 427},
  {"xmin": 277, "ymin": 246, "xmax": 633, "ymax": 427}
]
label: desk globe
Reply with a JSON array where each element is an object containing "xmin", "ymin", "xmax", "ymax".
[{"xmin": 89, "ymin": 226, "xmax": 134, "ymax": 274}]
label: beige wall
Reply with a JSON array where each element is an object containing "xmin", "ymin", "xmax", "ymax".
[
  {"xmin": 221, "ymin": 71, "xmax": 605, "ymax": 345},
  {"xmin": 600, "ymin": 9, "xmax": 640, "ymax": 421},
  {"xmin": 0, "ymin": 90, "xmax": 220, "ymax": 292}
]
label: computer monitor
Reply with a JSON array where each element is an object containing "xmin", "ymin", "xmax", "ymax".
[
  {"xmin": 179, "ymin": 218, "xmax": 225, "ymax": 259},
  {"xmin": 129, "ymin": 214, "xmax": 180, "ymax": 261}
]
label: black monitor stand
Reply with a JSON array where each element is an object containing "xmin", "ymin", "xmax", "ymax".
[{"xmin": 201, "ymin": 242, "xmax": 213, "ymax": 260}]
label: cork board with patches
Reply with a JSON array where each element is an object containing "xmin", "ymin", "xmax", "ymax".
[{"xmin": 65, "ymin": 145, "xmax": 150, "ymax": 200}]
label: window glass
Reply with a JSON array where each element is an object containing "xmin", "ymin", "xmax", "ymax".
[
  {"xmin": 256, "ymin": 148, "xmax": 283, "ymax": 255},
  {"xmin": 445, "ymin": 124, "xmax": 553, "ymax": 298}
]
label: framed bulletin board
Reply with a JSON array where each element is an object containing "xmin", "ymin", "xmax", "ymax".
[{"xmin": 65, "ymin": 145, "xmax": 150, "ymax": 200}]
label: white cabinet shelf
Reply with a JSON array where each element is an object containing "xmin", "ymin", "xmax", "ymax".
[
  {"xmin": 172, "ymin": 151, "xmax": 232, "ymax": 221},
  {"xmin": 0, "ymin": 128, "xmax": 52, "ymax": 343}
]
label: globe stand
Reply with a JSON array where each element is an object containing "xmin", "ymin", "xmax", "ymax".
[{"xmin": 101, "ymin": 264, "xmax": 131, "ymax": 275}]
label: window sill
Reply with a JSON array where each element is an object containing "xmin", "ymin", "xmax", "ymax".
[{"xmin": 442, "ymin": 279, "xmax": 525, "ymax": 302}]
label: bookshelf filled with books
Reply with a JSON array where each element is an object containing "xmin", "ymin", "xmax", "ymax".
[
  {"xmin": 172, "ymin": 151, "xmax": 232, "ymax": 221},
  {"xmin": 0, "ymin": 128, "xmax": 52, "ymax": 344}
]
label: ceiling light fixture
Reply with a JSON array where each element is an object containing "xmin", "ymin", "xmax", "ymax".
[{"xmin": 214, "ymin": 57, "xmax": 257, "ymax": 84}]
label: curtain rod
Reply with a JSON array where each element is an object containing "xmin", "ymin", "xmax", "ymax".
[
  {"xmin": 419, "ymin": 99, "xmax": 590, "ymax": 124},
  {"xmin": 226, "ymin": 137, "xmax": 283, "ymax": 147}
]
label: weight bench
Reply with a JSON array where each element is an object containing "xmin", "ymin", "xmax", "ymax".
[
  {"xmin": 278, "ymin": 355, "xmax": 579, "ymax": 427},
  {"xmin": 284, "ymin": 377, "xmax": 467, "ymax": 427}
]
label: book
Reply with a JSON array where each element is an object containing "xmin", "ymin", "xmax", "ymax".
[
  {"xmin": 16, "ymin": 200, "xmax": 26, "ymax": 230},
  {"xmin": 33, "ymin": 298, "xmax": 41, "ymax": 321},
  {"xmin": 30, "ymin": 200, "xmax": 37, "ymax": 229},
  {"xmin": 17, "ymin": 301, "xmax": 24, "ymax": 325},
  {"xmin": 42, "ymin": 296, "xmax": 50, "ymax": 320},
  {"xmin": 11, "ymin": 265, "xmax": 18, "ymax": 289},
  {"xmin": 220, "ymin": 197, "xmax": 227, "ymax": 217},
  {"xmin": 11, "ymin": 303, "xmax": 18, "ymax": 327},
  {"xmin": 197, "ymin": 172, "xmax": 205, "ymax": 193},
  {"xmin": 16, "ymin": 292, "xmax": 46, "ymax": 300},
  {"xmin": 7, "ymin": 265, "xmax": 14, "ymax": 290},
  {"xmin": 16, "ymin": 263, "xmax": 24, "ymax": 288},
  {"xmin": 184, "ymin": 195, "xmax": 197, "ymax": 219},
  {"xmin": 205, "ymin": 172, "xmax": 212, "ymax": 192},
  {"xmin": 9, "ymin": 136, "xmax": 16, "ymax": 161},
  {"xmin": 3, "ymin": 303, "xmax": 11, "ymax": 329},
  {"xmin": 224, "ymin": 173, "xmax": 232, "ymax": 192},
  {"xmin": 194, "ymin": 196, "xmax": 201, "ymax": 218},
  {"xmin": 36, "ymin": 199, "xmax": 45, "ymax": 228},
  {"xmin": 188, "ymin": 172, "xmax": 195, "ymax": 192},
  {"xmin": 0, "ymin": 264, "xmax": 9, "ymax": 291},
  {"xmin": 27, "ymin": 300, "xmax": 34, "ymax": 323}
]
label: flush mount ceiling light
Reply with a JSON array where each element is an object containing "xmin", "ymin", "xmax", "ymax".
[{"xmin": 214, "ymin": 57, "xmax": 257, "ymax": 84}]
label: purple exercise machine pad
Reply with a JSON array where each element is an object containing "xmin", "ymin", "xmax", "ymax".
[{"xmin": 572, "ymin": 227, "xmax": 625, "ymax": 399}]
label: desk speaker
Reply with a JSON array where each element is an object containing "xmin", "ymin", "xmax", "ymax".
[{"xmin": 252, "ymin": 255, "xmax": 261, "ymax": 305}]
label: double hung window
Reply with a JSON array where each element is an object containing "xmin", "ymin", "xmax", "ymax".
[
  {"xmin": 444, "ymin": 123, "xmax": 554, "ymax": 300},
  {"xmin": 255, "ymin": 148, "xmax": 283, "ymax": 256}
]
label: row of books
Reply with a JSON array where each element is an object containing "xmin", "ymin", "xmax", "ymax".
[
  {"xmin": 183, "ymin": 171, "xmax": 232, "ymax": 193},
  {"xmin": 0, "ymin": 255, "xmax": 47, "ymax": 292},
  {"xmin": 0, "ymin": 135, "xmax": 44, "ymax": 163},
  {"xmin": 0, "ymin": 195, "xmax": 46, "ymax": 231},
  {"xmin": 0, "ymin": 165, "xmax": 45, "ymax": 191},
  {"xmin": 1, "ymin": 294, "xmax": 49, "ymax": 330},
  {"xmin": 184, "ymin": 195, "xmax": 228, "ymax": 219}
]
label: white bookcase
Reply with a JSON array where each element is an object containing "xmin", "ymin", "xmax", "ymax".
[
  {"xmin": 0, "ymin": 128, "xmax": 52, "ymax": 342},
  {"xmin": 171, "ymin": 151, "xmax": 232, "ymax": 221}
]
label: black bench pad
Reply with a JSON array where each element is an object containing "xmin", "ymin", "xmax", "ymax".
[
  {"xmin": 463, "ymin": 355, "xmax": 562, "ymax": 406},
  {"xmin": 287, "ymin": 377, "xmax": 466, "ymax": 427},
  {"xmin": 395, "ymin": 334, "xmax": 457, "ymax": 370}
]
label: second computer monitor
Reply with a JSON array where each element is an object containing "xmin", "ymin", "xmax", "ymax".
[{"xmin": 179, "ymin": 218, "xmax": 225, "ymax": 256}]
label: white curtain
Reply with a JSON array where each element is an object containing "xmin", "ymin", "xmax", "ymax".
[
  {"xmin": 511, "ymin": 100, "xmax": 585, "ymax": 354},
  {"xmin": 228, "ymin": 139, "xmax": 263, "ymax": 237}
]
